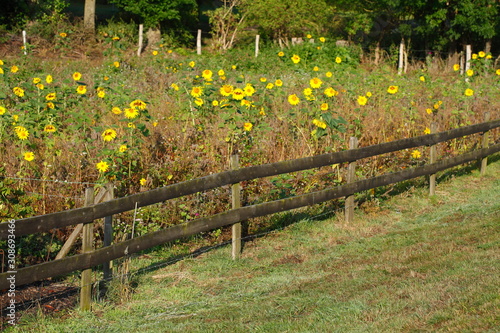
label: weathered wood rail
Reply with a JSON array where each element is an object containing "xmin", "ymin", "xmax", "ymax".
[{"xmin": 0, "ymin": 119, "xmax": 498, "ymax": 291}]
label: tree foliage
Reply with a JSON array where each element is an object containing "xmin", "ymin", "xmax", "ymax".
[
  {"xmin": 205, "ymin": 0, "xmax": 247, "ymax": 51},
  {"xmin": 239, "ymin": 0, "xmax": 334, "ymax": 45},
  {"xmin": 110, "ymin": 0, "xmax": 198, "ymax": 29},
  {"xmin": 412, "ymin": 0, "xmax": 499, "ymax": 50}
]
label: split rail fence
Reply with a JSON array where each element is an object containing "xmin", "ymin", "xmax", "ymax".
[{"xmin": 0, "ymin": 118, "xmax": 499, "ymax": 306}]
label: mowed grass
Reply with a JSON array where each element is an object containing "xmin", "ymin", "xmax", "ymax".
[{"xmin": 9, "ymin": 158, "xmax": 500, "ymax": 332}]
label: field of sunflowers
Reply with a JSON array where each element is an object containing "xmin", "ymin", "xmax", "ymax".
[{"xmin": 0, "ymin": 37, "xmax": 499, "ymax": 259}]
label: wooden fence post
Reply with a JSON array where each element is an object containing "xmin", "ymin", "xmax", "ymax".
[
  {"xmin": 459, "ymin": 51, "xmax": 464, "ymax": 75},
  {"xmin": 137, "ymin": 24, "xmax": 143, "ymax": 57},
  {"xmin": 197, "ymin": 29, "xmax": 202, "ymax": 55},
  {"xmin": 465, "ymin": 45, "xmax": 472, "ymax": 82},
  {"xmin": 398, "ymin": 39, "xmax": 404, "ymax": 75},
  {"xmin": 231, "ymin": 154, "xmax": 242, "ymax": 260},
  {"xmin": 480, "ymin": 112, "xmax": 491, "ymax": 175},
  {"xmin": 55, "ymin": 183, "xmax": 113, "ymax": 260},
  {"xmin": 22, "ymin": 31, "xmax": 27, "ymax": 55},
  {"xmin": 345, "ymin": 137, "xmax": 358, "ymax": 224},
  {"xmin": 255, "ymin": 34, "xmax": 260, "ymax": 58},
  {"xmin": 429, "ymin": 122, "xmax": 438, "ymax": 196},
  {"xmin": 80, "ymin": 187, "xmax": 94, "ymax": 311},
  {"xmin": 102, "ymin": 183, "xmax": 115, "ymax": 282}
]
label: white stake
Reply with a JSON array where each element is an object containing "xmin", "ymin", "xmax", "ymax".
[{"xmin": 22, "ymin": 30, "xmax": 27, "ymax": 55}]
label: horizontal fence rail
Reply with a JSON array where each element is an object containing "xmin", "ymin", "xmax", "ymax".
[
  {"xmin": 1, "ymin": 119, "xmax": 499, "ymax": 240},
  {"xmin": 0, "ymin": 143, "xmax": 499, "ymax": 289}
]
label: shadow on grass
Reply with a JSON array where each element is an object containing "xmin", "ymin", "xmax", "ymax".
[{"xmin": 98, "ymin": 153, "xmax": 500, "ymax": 301}]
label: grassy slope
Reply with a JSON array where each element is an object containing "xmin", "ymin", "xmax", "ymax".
[{"xmin": 10, "ymin": 158, "xmax": 500, "ymax": 332}]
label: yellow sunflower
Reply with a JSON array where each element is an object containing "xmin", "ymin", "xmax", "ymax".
[
  {"xmin": 102, "ymin": 128, "xmax": 117, "ymax": 141},
  {"xmin": 44, "ymin": 124, "xmax": 57, "ymax": 133},
  {"xmin": 96, "ymin": 161, "xmax": 110, "ymax": 173},
  {"xmin": 288, "ymin": 94, "xmax": 300, "ymax": 105},
  {"xmin": 124, "ymin": 108, "xmax": 139, "ymax": 119},
  {"xmin": 129, "ymin": 99, "xmax": 146, "ymax": 110}
]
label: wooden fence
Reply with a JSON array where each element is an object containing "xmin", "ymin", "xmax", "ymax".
[{"xmin": 0, "ymin": 119, "xmax": 498, "ymax": 293}]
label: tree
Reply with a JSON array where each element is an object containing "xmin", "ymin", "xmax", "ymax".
[
  {"xmin": 240, "ymin": 0, "xmax": 334, "ymax": 47},
  {"xmin": 110, "ymin": 0, "xmax": 198, "ymax": 30},
  {"xmin": 205, "ymin": 0, "xmax": 247, "ymax": 52},
  {"xmin": 84, "ymin": 0, "xmax": 96, "ymax": 32},
  {"xmin": 412, "ymin": 0, "xmax": 499, "ymax": 52},
  {"xmin": 333, "ymin": 0, "xmax": 411, "ymax": 63},
  {"xmin": 110, "ymin": 0, "xmax": 198, "ymax": 47}
]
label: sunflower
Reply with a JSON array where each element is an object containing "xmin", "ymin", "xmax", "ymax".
[
  {"xmin": 96, "ymin": 161, "xmax": 110, "ymax": 173},
  {"xmin": 76, "ymin": 85, "xmax": 87, "ymax": 94},
  {"xmin": 357, "ymin": 96, "xmax": 368, "ymax": 106},
  {"xmin": 220, "ymin": 85, "xmax": 233, "ymax": 96},
  {"xmin": 111, "ymin": 107, "xmax": 122, "ymax": 115},
  {"xmin": 309, "ymin": 77, "xmax": 322, "ymax": 89},
  {"xmin": 243, "ymin": 84, "xmax": 255, "ymax": 96},
  {"xmin": 291, "ymin": 54, "xmax": 301, "ymax": 64},
  {"xmin": 191, "ymin": 86, "xmax": 203, "ymax": 98},
  {"xmin": 102, "ymin": 129, "xmax": 117, "ymax": 141},
  {"xmin": 243, "ymin": 122, "xmax": 253, "ymax": 131},
  {"xmin": 288, "ymin": 94, "xmax": 300, "ymax": 106},
  {"xmin": 0, "ymin": 106, "xmax": 6, "ymax": 115},
  {"xmin": 124, "ymin": 108, "xmax": 139, "ymax": 119},
  {"xmin": 324, "ymin": 87, "xmax": 338, "ymax": 97},
  {"xmin": 202, "ymin": 69, "xmax": 213, "ymax": 80},
  {"xmin": 312, "ymin": 119, "xmax": 327, "ymax": 129},
  {"xmin": 44, "ymin": 124, "xmax": 57, "ymax": 133},
  {"xmin": 15, "ymin": 127, "xmax": 29, "ymax": 140},
  {"xmin": 72, "ymin": 72, "xmax": 82, "ymax": 81},
  {"xmin": 23, "ymin": 152, "xmax": 35, "ymax": 161},
  {"xmin": 13, "ymin": 87, "xmax": 24, "ymax": 97},
  {"xmin": 387, "ymin": 85, "xmax": 398, "ymax": 94},
  {"xmin": 129, "ymin": 99, "xmax": 146, "ymax": 110},
  {"xmin": 232, "ymin": 88, "xmax": 245, "ymax": 100},
  {"xmin": 45, "ymin": 92, "xmax": 56, "ymax": 101}
]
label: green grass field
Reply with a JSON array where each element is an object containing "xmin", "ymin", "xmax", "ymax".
[{"xmin": 7, "ymin": 157, "xmax": 499, "ymax": 332}]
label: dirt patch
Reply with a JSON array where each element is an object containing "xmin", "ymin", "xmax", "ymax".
[
  {"xmin": 274, "ymin": 254, "xmax": 305, "ymax": 265},
  {"xmin": 0, "ymin": 280, "xmax": 77, "ymax": 329}
]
